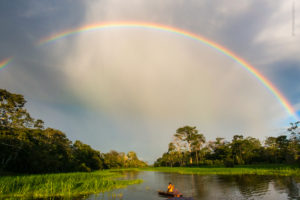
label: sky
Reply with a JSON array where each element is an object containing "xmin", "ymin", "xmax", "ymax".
[{"xmin": 0, "ymin": 0, "xmax": 300, "ymax": 163}]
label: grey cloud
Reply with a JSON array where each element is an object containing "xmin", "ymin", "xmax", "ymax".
[{"xmin": 1, "ymin": 0, "xmax": 299, "ymax": 163}]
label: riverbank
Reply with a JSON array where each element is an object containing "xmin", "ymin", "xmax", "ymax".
[
  {"xmin": 0, "ymin": 170, "xmax": 142, "ymax": 199},
  {"xmin": 144, "ymin": 164, "xmax": 300, "ymax": 176},
  {"xmin": 1, "ymin": 165, "xmax": 299, "ymax": 199}
]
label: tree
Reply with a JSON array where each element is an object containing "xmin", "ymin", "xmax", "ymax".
[
  {"xmin": 242, "ymin": 137, "xmax": 261, "ymax": 164},
  {"xmin": 73, "ymin": 140, "xmax": 104, "ymax": 171},
  {"xmin": 172, "ymin": 136, "xmax": 185, "ymax": 166},
  {"xmin": 0, "ymin": 89, "xmax": 107, "ymax": 173},
  {"xmin": 167, "ymin": 142, "xmax": 177, "ymax": 167},
  {"xmin": 127, "ymin": 151, "xmax": 147, "ymax": 167},
  {"xmin": 287, "ymin": 121, "xmax": 300, "ymax": 163},
  {"xmin": 0, "ymin": 89, "xmax": 34, "ymax": 128},
  {"xmin": 175, "ymin": 126, "xmax": 198, "ymax": 164},
  {"xmin": 231, "ymin": 135, "xmax": 244, "ymax": 164},
  {"xmin": 231, "ymin": 135, "xmax": 261, "ymax": 164},
  {"xmin": 275, "ymin": 135, "xmax": 289, "ymax": 163},
  {"xmin": 287, "ymin": 121, "xmax": 300, "ymax": 135},
  {"xmin": 127, "ymin": 151, "xmax": 138, "ymax": 167},
  {"xmin": 191, "ymin": 133, "xmax": 206, "ymax": 165},
  {"xmin": 155, "ymin": 122, "xmax": 300, "ymax": 167},
  {"xmin": 102, "ymin": 150, "xmax": 146, "ymax": 169},
  {"xmin": 208, "ymin": 138, "xmax": 231, "ymax": 163},
  {"xmin": 264, "ymin": 137, "xmax": 277, "ymax": 163},
  {"xmin": 103, "ymin": 150, "xmax": 124, "ymax": 169}
]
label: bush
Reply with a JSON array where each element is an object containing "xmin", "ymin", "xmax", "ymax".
[
  {"xmin": 79, "ymin": 163, "xmax": 91, "ymax": 172},
  {"xmin": 204, "ymin": 160, "xmax": 213, "ymax": 166},
  {"xmin": 224, "ymin": 158, "xmax": 234, "ymax": 167},
  {"xmin": 213, "ymin": 160, "xmax": 224, "ymax": 166}
]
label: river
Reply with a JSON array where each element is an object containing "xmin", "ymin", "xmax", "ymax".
[{"xmin": 86, "ymin": 171, "xmax": 300, "ymax": 200}]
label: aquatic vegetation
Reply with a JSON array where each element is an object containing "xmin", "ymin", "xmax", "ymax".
[
  {"xmin": 146, "ymin": 165, "xmax": 300, "ymax": 176},
  {"xmin": 0, "ymin": 170, "xmax": 142, "ymax": 199}
]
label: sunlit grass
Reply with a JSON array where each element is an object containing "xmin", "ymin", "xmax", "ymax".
[
  {"xmin": 0, "ymin": 170, "xmax": 142, "ymax": 199},
  {"xmin": 145, "ymin": 164, "xmax": 300, "ymax": 176}
]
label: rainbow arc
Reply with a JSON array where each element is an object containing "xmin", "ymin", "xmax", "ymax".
[
  {"xmin": 0, "ymin": 57, "xmax": 12, "ymax": 70},
  {"xmin": 2, "ymin": 22, "xmax": 298, "ymax": 119}
]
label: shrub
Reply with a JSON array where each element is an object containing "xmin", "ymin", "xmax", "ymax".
[{"xmin": 224, "ymin": 158, "xmax": 234, "ymax": 167}]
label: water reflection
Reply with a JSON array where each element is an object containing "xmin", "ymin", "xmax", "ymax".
[
  {"xmin": 86, "ymin": 171, "xmax": 300, "ymax": 200},
  {"xmin": 230, "ymin": 175, "xmax": 270, "ymax": 198},
  {"xmin": 4, "ymin": 172, "xmax": 299, "ymax": 200},
  {"xmin": 273, "ymin": 176, "xmax": 300, "ymax": 199}
]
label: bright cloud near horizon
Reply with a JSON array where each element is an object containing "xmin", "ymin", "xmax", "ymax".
[{"xmin": 0, "ymin": 0, "xmax": 300, "ymax": 163}]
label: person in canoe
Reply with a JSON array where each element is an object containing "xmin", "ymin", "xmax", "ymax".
[
  {"xmin": 167, "ymin": 182, "xmax": 182, "ymax": 197},
  {"xmin": 167, "ymin": 182, "xmax": 174, "ymax": 193}
]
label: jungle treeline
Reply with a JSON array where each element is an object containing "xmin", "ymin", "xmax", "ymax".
[
  {"xmin": 0, "ymin": 89, "xmax": 147, "ymax": 174},
  {"xmin": 154, "ymin": 124, "xmax": 300, "ymax": 167}
]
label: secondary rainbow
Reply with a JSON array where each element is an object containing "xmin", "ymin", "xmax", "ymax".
[
  {"xmin": 39, "ymin": 22, "xmax": 298, "ymax": 119},
  {"xmin": 0, "ymin": 57, "xmax": 13, "ymax": 70}
]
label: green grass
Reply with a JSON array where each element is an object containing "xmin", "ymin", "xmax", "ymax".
[
  {"xmin": 0, "ymin": 170, "xmax": 142, "ymax": 199},
  {"xmin": 108, "ymin": 168, "xmax": 141, "ymax": 172},
  {"xmin": 2, "ymin": 165, "xmax": 298, "ymax": 199},
  {"xmin": 144, "ymin": 164, "xmax": 300, "ymax": 176}
]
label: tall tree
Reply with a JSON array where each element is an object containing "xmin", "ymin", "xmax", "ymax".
[
  {"xmin": 287, "ymin": 121, "xmax": 300, "ymax": 163},
  {"xmin": 73, "ymin": 140, "xmax": 104, "ymax": 171},
  {"xmin": 175, "ymin": 126, "xmax": 198, "ymax": 164},
  {"xmin": 0, "ymin": 89, "xmax": 34, "ymax": 128},
  {"xmin": 191, "ymin": 133, "xmax": 206, "ymax": 165},
  {"xmin": 172, "ymin": 136, "xmax": 185, "ymax": 166},
  {"xmin": 167, "ymin": 142, "xmax": 176, "ymax": 167},
  {"xmin": 231, "ymin": 135, "xmax": 245, "ymax": 165},
  {"xmin": 264, "ymin": 136, "xmax": 277, "ymax": 163}
]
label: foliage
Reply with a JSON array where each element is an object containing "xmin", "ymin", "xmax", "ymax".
[
  {"xmin": 0, "ymin": 89, "xmax": 147, "ymax": 173},
  {"xmin": 103, "ymin": 150, "xmax": 147, "ymax": 169},
  {"xmin": 72, "ymin": 140, "xmax": 105, "ymax": 172},
  {"xmin": 155, "ymin": 124, "xmax": 300, "ymax": 167},
  {"xmin": 0, "ymin": 89, "xmax": 40, "ymax": 129},
  {"xmin": 146, "ymin": 164, "xmax": 300, "ymax": 176}
]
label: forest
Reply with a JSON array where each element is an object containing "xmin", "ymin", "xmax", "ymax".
[
  {"xmin": 0, "ymin": 89, "xmax": 146, "ymax": 174},
  {"xmin": 154, "ymin": 124, "xmax": 300, "ymax": 167},
  {"xmin": 1, "ymin": 89, "xmax": 299, "ymax": 174}
]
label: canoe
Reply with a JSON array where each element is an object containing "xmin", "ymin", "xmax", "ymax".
[{"xmin": 158, "ymin": 190, "xmax": 183, "ymax": 197}]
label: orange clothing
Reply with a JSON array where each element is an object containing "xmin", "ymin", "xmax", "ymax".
[{"xmin": 167, "ymin": 184, "xmax": 174, "ymax": 192}]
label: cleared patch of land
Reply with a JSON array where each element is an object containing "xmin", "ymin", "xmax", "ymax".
[
  {"xmin": 144, "ymin": 164, "xmax": 300, "ymax": 176},
  {"xmin": 0, "ymin": 170, "xmax": 142, "ymax": 199}
]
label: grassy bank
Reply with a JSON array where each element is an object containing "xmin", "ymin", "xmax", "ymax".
[
  {"xmin": 144, "ymin": 164, "xmax": 300, "ymax": 176},
  {"xmin": 0, "ymin": 170, "xmax": 142, "ymax": 199}
]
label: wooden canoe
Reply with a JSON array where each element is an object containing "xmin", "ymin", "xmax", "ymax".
[{"xmin": 158, "ymin": 190, "xmax": 183, "ymax": 197}]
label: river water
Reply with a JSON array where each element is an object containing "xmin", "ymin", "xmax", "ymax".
[{"xmin": 86, "ymin": 171, "xmax": 300, "ymax": 200}]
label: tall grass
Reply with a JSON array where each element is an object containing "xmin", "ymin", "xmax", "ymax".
[
  {"xmin": 0, "ymin": 171, "xmax": 142, "ymax": 199},
  {"xmin": 145, "ymin": 164, "xmax": 300, "ymax": 176}
]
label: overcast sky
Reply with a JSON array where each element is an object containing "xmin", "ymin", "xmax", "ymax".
[{"xmin": 0, "ymin": 0, "xmax": 300, "ymax": 163}]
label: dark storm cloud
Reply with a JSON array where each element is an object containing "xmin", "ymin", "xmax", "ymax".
[
  {"xmin": 270, "ymin": 60, "xmax": 300, "ymax": 105},
  {"xmin": 0, "ymin": 0, "xmax": 86, "ymax": 56},
  {"xmin": 215, "ymin": 2, "xmax": 277, "ymax": 58},
  {"xmin": 0, "ymin": 0, "xmax": 88, "ymax": 104},
  {"xmin": 163, "ymin": 1, "xmax": 285, "ymax": 66}
]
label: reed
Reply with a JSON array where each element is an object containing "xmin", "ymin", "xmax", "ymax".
[{"xmin": 0, "ymin": 170, "xmax": 142, "ymax": 199}]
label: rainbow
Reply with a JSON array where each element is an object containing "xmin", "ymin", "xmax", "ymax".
[
  {"xmin": 39, "ymin": 22, "xmax": 298, "ymax": 119},
  {"xmin": 0, "ymin": 57, "xmax": 12, "ymax": 70}
]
